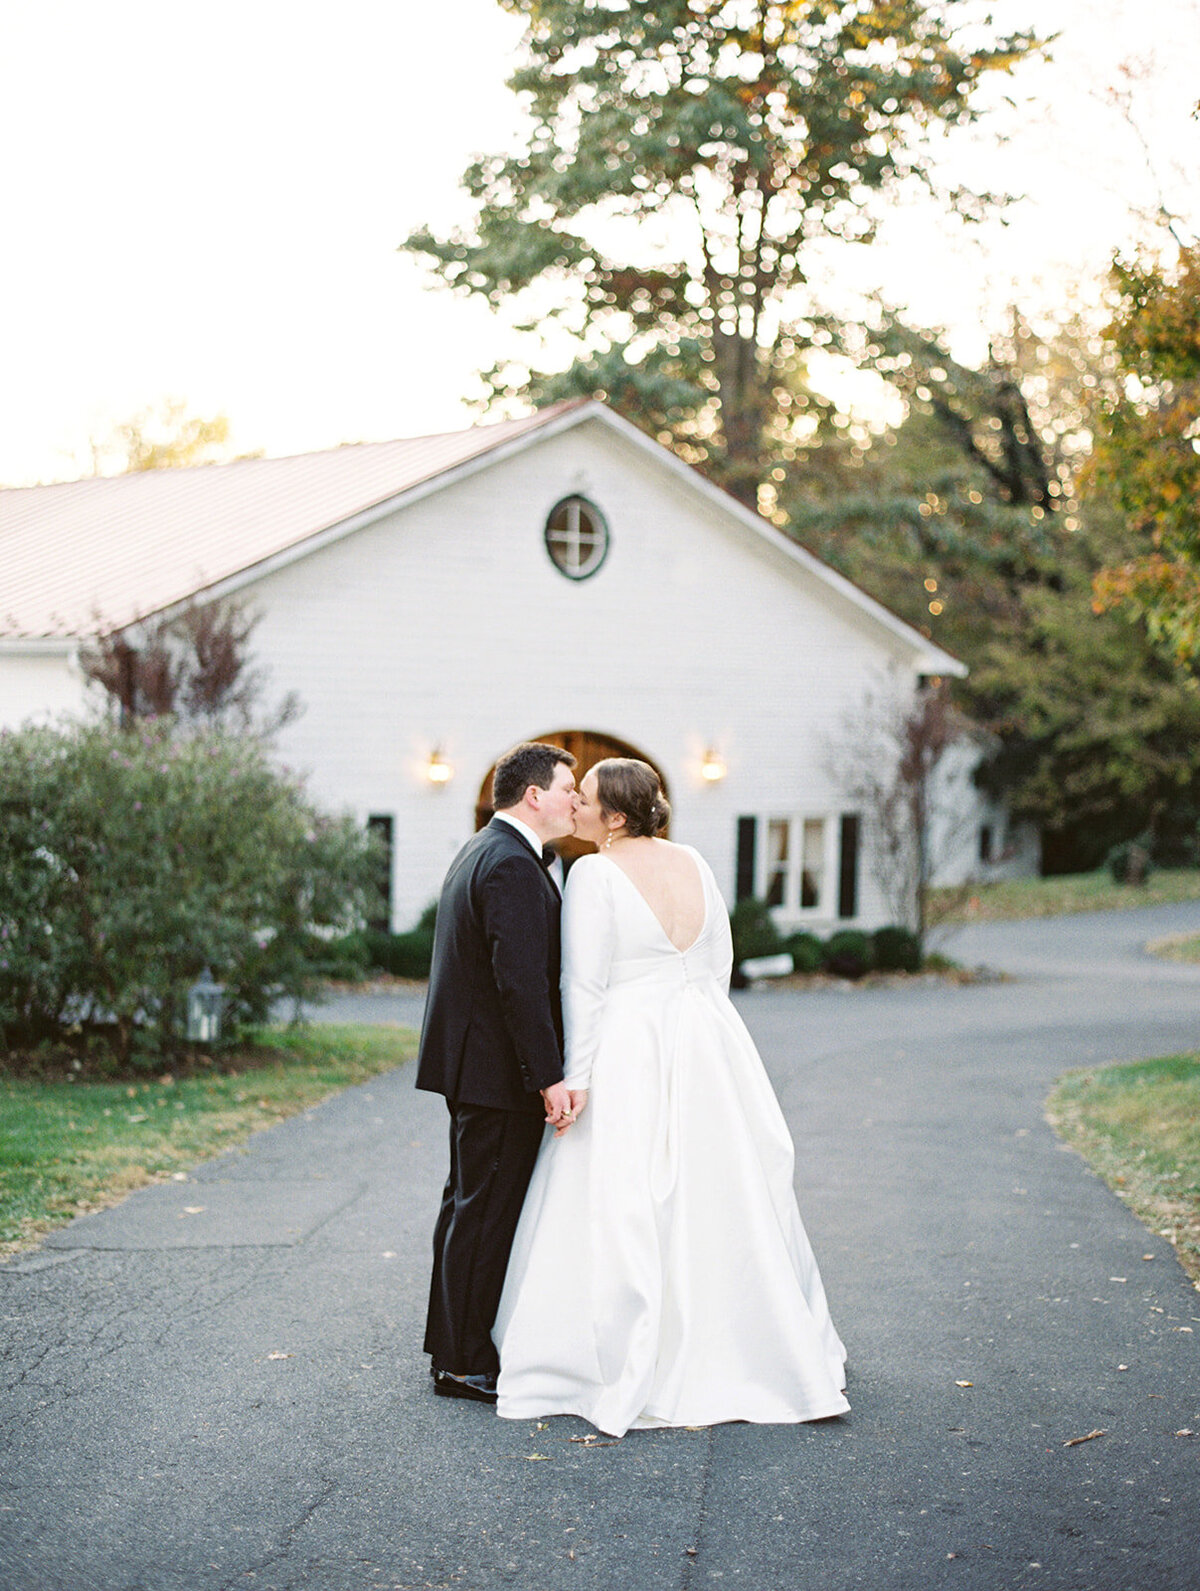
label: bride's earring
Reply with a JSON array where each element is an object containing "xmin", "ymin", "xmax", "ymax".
[{"xmin": 604, "ymin": 829, "xmax": 615, "ymax": 851}]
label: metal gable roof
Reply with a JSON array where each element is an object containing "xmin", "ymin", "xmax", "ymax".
[
  {"xmin": 0, "ymin": 402, "xmax": 584, "ymax": 639},
  {"xmin": 0, "ymin": 396, "xmax": 963, "ymax": 677}
]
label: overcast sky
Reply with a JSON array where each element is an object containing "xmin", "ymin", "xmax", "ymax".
[{"xmin": 0, "ymin": 0, "xmax": 1196, "ymax": 486}]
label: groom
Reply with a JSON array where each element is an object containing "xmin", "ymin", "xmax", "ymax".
[{"xmin": 417, "ymin": 741, "xmax": 579, "ymax": 1403}]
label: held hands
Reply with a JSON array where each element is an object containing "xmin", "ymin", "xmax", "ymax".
[{"xmin": 541, "ymin": 1082, "xmax": 589, "ymax": 1137}]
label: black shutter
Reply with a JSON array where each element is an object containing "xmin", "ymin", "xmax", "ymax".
[
  {"xmin": 366, "ymin": 814, "xmax": 394, "ymax": 932},
  {"xmin": 838, "ymin": 813, "xmax": 860, "ymax": 919},
  {"xmin": 736, "ymin": 816, "xmax": 757, "ymax": 902}
]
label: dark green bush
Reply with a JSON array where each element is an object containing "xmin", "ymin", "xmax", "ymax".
[
  {"xmin": 872, "ymin": 926, "xmax": 922, "ymax": 972},
  {"xmin": 0, "ymin": 719, "xmax": 375, "ymax": 1065},
  {"xmin": 349, "ymin": 903, "xmax": 438, "ymax": 979},
  {"xmin": 729, "ymin": 898, "xmax": 783, "ymax": 964},
  {"xmin": 1107, "ymin": 837, "xmax": 1153, "ymax": 885},
  {"xmin": 364, "ymin": 927, "xmax": 434, "ymax": 979},
  {"xmin": 822, "ymin": 929, "xmax": 875, "ymax": 980},
  {"xmin": 782, "ymin": 931, "xmax": 824, "ymax": 974},
  {"xmin": 323, "ymin": 932, "xmax": 372, "ymax": 981}
]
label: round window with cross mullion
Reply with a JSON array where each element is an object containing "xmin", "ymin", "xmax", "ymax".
[{"xmin": 545, "ymin": 496, "xmax": 609, "ymax": 580}]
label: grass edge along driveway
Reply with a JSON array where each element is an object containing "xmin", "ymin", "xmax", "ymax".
[
  {"xmin": 934, "ymin": 865, "xmax": 1200, "ymax": 923},
  {"xmin": 0, "ymin": 1023, "xmax": 418, "ymax": 1257},
  {"xmin": 1047, "ymin": 1051, "xmax": 1200, "ymax": 1289}
]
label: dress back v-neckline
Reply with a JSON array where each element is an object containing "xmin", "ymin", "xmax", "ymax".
[{"xmin": 599, "ymin": 849, "xmax": 708, "ymax": 954}]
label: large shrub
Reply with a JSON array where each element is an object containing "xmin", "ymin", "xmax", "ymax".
[{"xmin": 0, "ymin": 720, "xmax": 376, "ymax": 1064}]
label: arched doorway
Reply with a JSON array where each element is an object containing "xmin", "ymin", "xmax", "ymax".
[{"xmin": 476, "ymin": 729, "xmax": 669, "ymax": 862}]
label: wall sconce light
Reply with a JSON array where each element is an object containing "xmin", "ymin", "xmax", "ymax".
[
  {"xmin": 700, "ymin": 747, "xmax": 727, "ymax": 783},
  {"xmin": 426, "ymin": 746, "xmax": 453, "ymax": 784}
]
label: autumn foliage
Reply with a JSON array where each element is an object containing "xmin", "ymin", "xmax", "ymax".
[{"xmin": 1089, "ymin": 243, "xmax": 1200, "ymax": 662}]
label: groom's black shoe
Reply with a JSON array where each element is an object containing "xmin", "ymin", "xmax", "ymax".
[{"xmin": 432, "ymin": 1368, "xmax": 498, "ymax": 1404}]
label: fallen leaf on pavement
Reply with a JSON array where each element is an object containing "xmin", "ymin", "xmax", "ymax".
[
  {"xmin": 1063, "ymin": 1429, "xmax": 1105, "ymax": 1447},
  {"xmin": 955, "ymin": 1380, "xmax": 973, "ymax": 1388},
  {"xmin": 267, "ymin": 1351, "xmax": 293, "ymax": 1360},
  {"xmin": 526, "ymin": 1453, "xmax": 551, "ymax": 1461}
]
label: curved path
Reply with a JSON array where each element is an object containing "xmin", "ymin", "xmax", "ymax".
[{"xmin": 2, "ymin": 902, "xmax": 1198, "ymax": 1590}]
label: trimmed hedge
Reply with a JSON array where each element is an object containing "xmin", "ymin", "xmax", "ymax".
[
  {"xmin": 729, "ymin": 898, "xmax": 784, "ymax": 964},
  {"xmin": 872, "ymin": 925, "xmax": 922, "ymax": 972},
  {"xmin": 335, "ymin": 903, "xmax": 438, "ymax": 980},
  {"xmin": 821, "ymin": 929, "xmax": 875, "ymax": 980},
  {"xmin": 731, "ymin": 901, "xmax": 926, "ymax": 981},
  {"xmin": 782, "ymin": 931, "xmax": 824, "ymax": 974},
  {"xmin": 1107, "ymin": 838, "xmax": 1153, "ymax": 885}
]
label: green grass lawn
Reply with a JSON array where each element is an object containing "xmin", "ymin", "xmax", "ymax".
[
  {"xmin": 1047, "ymin": 1052, "xmax": 1200, "ymax": 1288},
  {"xmin": 933, "ymin": 866, "xmax": 1200, "ymax": 923},
  {"xmin": 0, "ymin": 1023, "xmax": 418, "ymax": 1256}
]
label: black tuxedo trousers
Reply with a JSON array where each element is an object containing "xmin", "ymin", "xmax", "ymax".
[
  {"xmin": 417, "ymin": 819, "xmax": 565, "ymax": 1374},
  {"xmin": 423, "ymin": 1100, "xmax": 545, "ymax": 1375}
]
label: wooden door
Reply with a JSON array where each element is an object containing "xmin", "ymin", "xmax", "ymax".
[{"xmin": 475, "ymin": 729, "xmax": 669, "ymax": 861}]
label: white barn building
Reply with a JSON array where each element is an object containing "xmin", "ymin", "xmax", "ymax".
[{"xmin": 1, "ymin": 399, "xmax": 1029, "ymax": 932}]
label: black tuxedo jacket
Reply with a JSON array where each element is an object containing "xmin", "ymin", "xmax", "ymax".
[{"xmin": 416, "ymin": 817, "xmax": 565, "ymax": 1113}]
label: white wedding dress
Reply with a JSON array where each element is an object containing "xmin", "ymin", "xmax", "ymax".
[{"xmin": 493, "ymin": 847, "xmax": 849, "ymax": 1437}]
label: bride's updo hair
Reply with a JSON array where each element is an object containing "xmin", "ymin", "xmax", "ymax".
[{"xmin": 592, "ymin": 758, "xmax": 670, "ymax": 839}]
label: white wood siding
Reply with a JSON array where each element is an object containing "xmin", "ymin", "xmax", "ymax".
[
  {"xmin": 0, "ymin": 647, "xmax": 86, "ymax": 730},
  {"xmin": 249, "ymin": 418, "xmax": 921, "ymax": 928}
]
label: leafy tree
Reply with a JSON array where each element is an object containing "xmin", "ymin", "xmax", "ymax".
[
  {"xmin": 787, "ymin": 311, "xmax": 1085, "ymax": 662},
  {"xmin": 1089, "ymin": 240, "xmax": 1200, "ymax": 663},
  {"xmin": 798, "ymin": 312, "xmax": 1200, "ymax": 870},
  {"xmin": 89, "ymin": 398, "xmax": 239, "ymax": 474},
  {"xmin": 969, "ymin": 505, "xmax": 1200, "ymax": 872},
  {"xmin": 402, "ymin": 0, "xmax": 1041, "ymax": 504}
]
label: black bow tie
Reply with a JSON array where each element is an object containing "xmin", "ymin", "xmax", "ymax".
[{"xmin": 540, "ymin": 848, "xmax": 557, "ymax": 869}]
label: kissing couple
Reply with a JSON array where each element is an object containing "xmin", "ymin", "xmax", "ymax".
[{"xmin": 417, "ymin": 741, "xmax": 848, "ymax": 1438}]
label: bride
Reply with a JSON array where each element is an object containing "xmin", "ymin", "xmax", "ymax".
[{"xmin": 493, "ymin": 757, "xmax": 849, "ymax": 1437}]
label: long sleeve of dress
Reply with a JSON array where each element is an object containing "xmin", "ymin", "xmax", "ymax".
[{"xmin": 560, "ymin": 856, "xmax": 615, "ymax": 1090}]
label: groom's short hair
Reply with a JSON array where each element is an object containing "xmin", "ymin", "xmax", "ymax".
[{"xmin": 492, "ymin": 742, "xmax": 576, "ymax": 812}]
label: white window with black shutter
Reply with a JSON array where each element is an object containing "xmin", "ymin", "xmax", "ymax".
[{"xmin": 735, "ymin": 812, "xmax": 860, "ymax": 920}]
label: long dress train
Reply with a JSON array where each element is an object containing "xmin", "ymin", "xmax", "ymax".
[{"xmin": 493, "ymin": 848, "xmax": 849, "ymax": 1437}]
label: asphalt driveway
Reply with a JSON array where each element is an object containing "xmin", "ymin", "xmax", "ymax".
[{"xmin": 2, "ymin": 901, "xmax": 1198, "ymax": 1591}]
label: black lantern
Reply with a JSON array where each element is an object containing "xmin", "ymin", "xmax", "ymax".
[{"xmin": 186, "ymin": 968, "xmax": 225, "ymax": 1044}]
